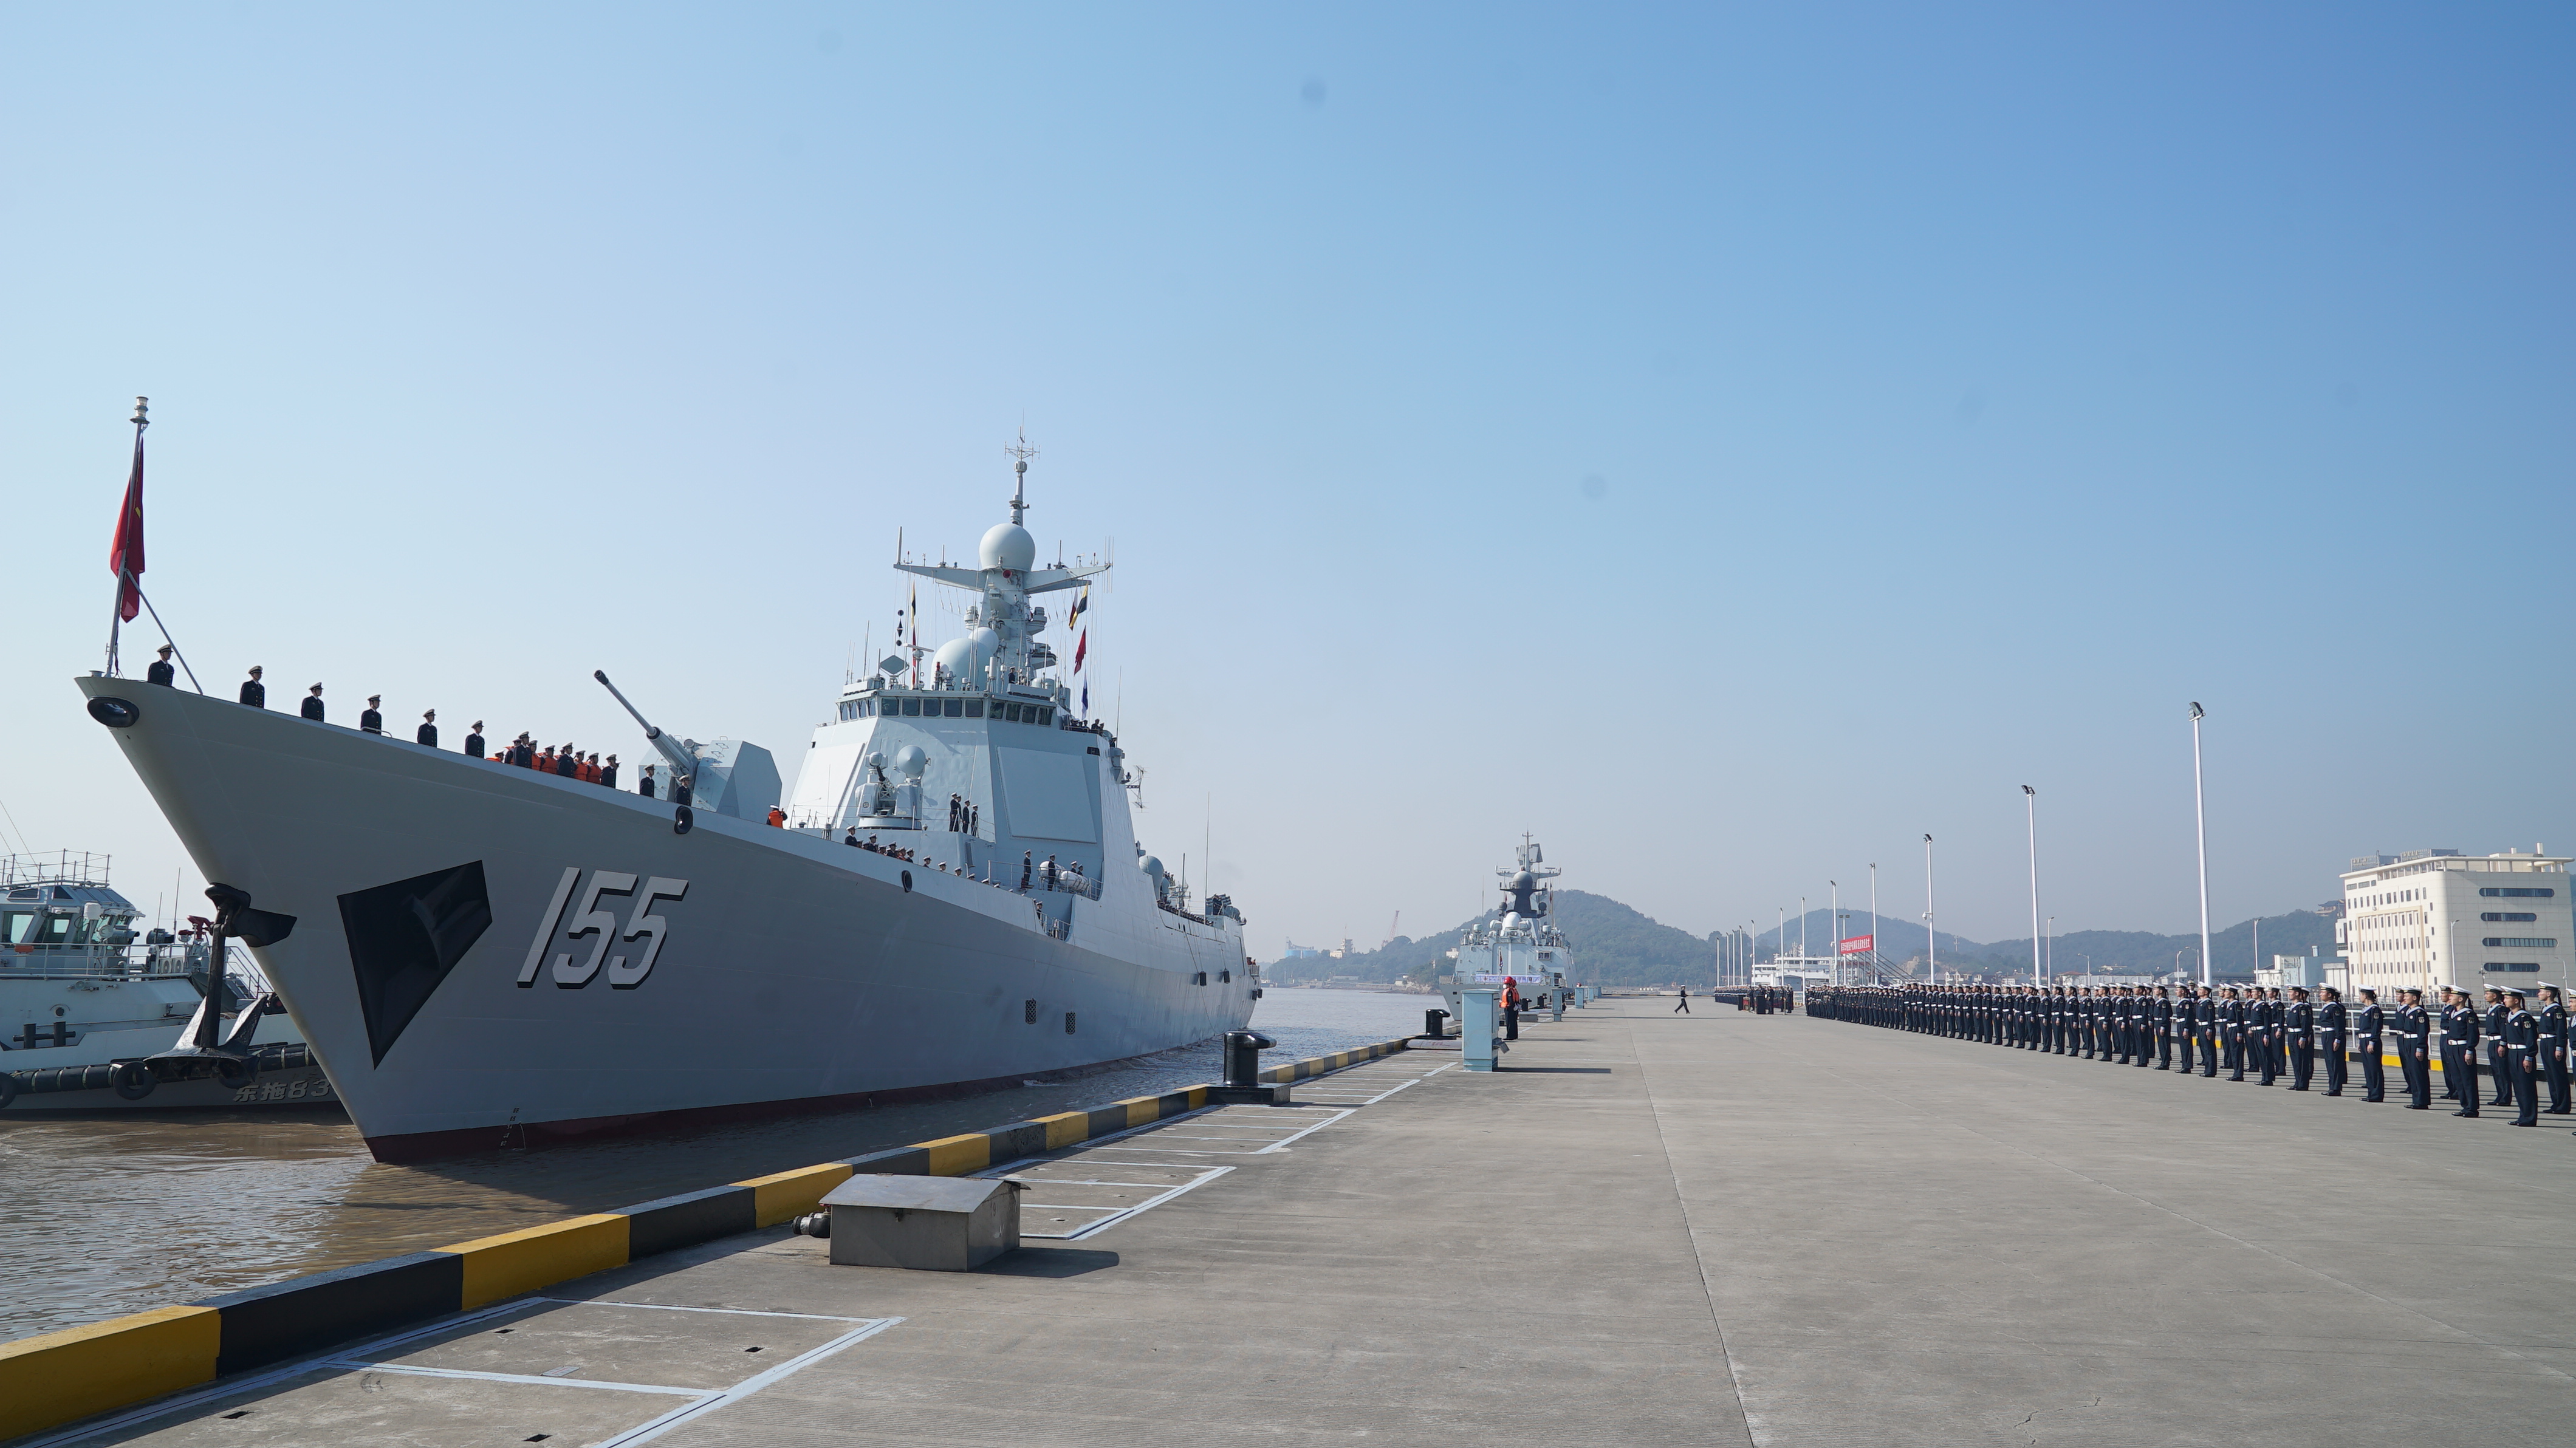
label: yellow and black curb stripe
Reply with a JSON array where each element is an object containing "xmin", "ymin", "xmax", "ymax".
[{"xmin": 0, "ymin": 1036, "xmax": 1414, "ymax": 1442}]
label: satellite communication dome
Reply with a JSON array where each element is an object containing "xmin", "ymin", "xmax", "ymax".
[
  {"xmin": 892, "ymin": 745, "xmax": 929, "ymax": 780},
  {"xmin": 979, "ymin": 522, "xmax": 1038, "ymax": 572},
  {"xmin": 1139, "ymin": 854, "xmax": 1165, "ymax": 878},
  {"xmin": 1507, "ymin": 870, "xmax": 1540, "ymax": 893},
  {"xmin": 967, "ymin": 627, "xmax": 999, "ymax": 670},
  {"xmin": 933, "ymin": 637, "xmax": 975, "ymax": 680}
]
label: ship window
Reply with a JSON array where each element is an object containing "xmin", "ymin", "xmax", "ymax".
[
  {"xmin": 1024, "ymin": 999, "xmax": 1038, "ymax": 1023},
  {"xmin": 857, "ymin": 699, "xmax": 874, "ymax": 717},
  {"xmin": 39, "ymin": 915, "xmax": 72, "ymax": 943},
  {"xmin": 1, "ymin": 912, "xmax": 30, "ymax": 943},
  {"xmin": 901, "ymin": 698, "xmax": 921, "ymax": 717},
  {"xmin": 1004, "ymin": 703, "xmax": 1023, "ymax": 723},
  {"xmin": 944, "ymin": 699, "xmax": 963, "ymax": 718},
  {"xmin": 1036, "ymin": 708, "xmax": 1054, "ymax": 726},
  {"xmin": 967, "ymin": 700, "xmax": 985, "ymax": 718}
]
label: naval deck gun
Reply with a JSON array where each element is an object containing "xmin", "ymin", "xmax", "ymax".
[{"xmin": 594, "ymin": 670, "xmax": 780, "ymax": 820}]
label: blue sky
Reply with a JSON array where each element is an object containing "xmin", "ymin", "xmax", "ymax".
[{"xmin": 4, "ymin": 4, "xmax": 2569, "ymax": 954}]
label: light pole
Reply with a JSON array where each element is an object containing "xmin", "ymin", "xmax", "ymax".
[
  {"xmin": 2046, "ymin": 915, "xmax": 2055, "ymax": 983},
  {"xmin": 1869, "ymin": 862, "xmax": 1879, "ymax": 983},
  {"xmin": 1830, "ymin": 879, "xmax": 1840, "ymax": 982},
  {"xmin": 2023, "ymin": 785, "xmax": 2042, "ymax": 987},
  {"xmin": 2191, "ymin": 702, "xmax": 2212, "ymax": 987},
  {"xmin": 1924, "ymin": 833, "xmax": 1937, "ymax": 985},
  {"xmin": 1800, "ymin": 897, "xmax": 1808, "ymax": 961}
]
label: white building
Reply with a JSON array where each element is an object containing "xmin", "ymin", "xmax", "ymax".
[{"xmin": 2337, "ymin": 847, "xmax": 2571, "ymax": 995}]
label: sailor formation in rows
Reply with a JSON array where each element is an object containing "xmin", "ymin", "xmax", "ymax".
[{"xmin": 1806, "ymin": 982, "xmax": 2575, "ymax": 1127}]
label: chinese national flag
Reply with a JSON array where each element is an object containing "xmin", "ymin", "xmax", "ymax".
[
  {"xmin": 108, "ymin": 429, "xmax": 144, "ymax": 621},
  {"xmin": 1073, "ymin": 629, "xmax": 1086, "ymax": 673}
]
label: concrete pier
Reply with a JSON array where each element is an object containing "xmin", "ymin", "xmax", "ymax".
[{"xmin": 17, "ymin": 1002, "xmax": 2575, "ymax": 1446}]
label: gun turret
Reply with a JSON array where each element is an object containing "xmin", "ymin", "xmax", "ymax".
[{"xmin": 594, "ymin": 669, "xmax": 700, "ymax": 780}]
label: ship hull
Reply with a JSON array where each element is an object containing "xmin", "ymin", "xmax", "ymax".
[{"xmin": 75, "ymin": 678, "xmax": 1254, "ymax": 1160}]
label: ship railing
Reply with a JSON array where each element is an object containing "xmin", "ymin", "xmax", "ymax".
[
  {"xmin": 1043, "ymin": 915, "xmax": 1072, "ymax": 941},
  {"xmin": 0, "ymin": 941, "xmax": 194, "ymax": 979},
  {"xmin": 1, "ymin": 851, "xmax": 113, "ymax": 890}
]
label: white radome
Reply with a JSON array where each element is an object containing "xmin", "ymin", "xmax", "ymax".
[
  {"xmin": 932, "ymin": 637, "xmax": 975, "ymax": 681},
  {"xmin": 979, "ymin": 522, "xmax": 1037, "ymax": 572},
  {"xmin": 892, "ymin": 744, "xmax": 929, "ymax": 780}
]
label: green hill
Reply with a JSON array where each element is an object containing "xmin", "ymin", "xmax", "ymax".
[{"xmin": 1264, "ymin": 890, "xmax": 1714, "ymax": 988}]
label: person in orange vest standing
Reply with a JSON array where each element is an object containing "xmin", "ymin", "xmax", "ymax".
[{"xmin": 766, "ymin": 805, "xmax": 787, "ymax": 828}]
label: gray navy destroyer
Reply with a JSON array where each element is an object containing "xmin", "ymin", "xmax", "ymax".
[{"xmin": 75, "ymin": 451, "xmax": 1256, "ymax": 1159}]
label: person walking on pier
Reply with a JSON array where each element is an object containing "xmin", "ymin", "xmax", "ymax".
[
  {"xmin": 1674, "ymin": 986, "xmax": 1691, "ymax": 1014},
  {"xmin": 239, "ymin": 665, "xmax": 265, "ymax": 708},
  {"xmin": 2355, "ymin": 989, "xmax": 2385, "ymax": 1102}
]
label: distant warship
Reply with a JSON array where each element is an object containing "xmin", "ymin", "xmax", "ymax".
[
  {"xmin": 77, "ymin": 449, "xmax": 1255, "ymax": 1159},
  {"xmin": 1440, "ymin": 836, "xmax": 1574, "ymax": 1017}
]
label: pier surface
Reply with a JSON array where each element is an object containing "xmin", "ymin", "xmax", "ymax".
[{"xmin": 24, "ymin": 1002, "xmax": 2576, "ymax": 1446}]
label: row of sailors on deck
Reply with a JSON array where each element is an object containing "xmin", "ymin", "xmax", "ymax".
[
  {"xmin": 218, "ymin": 661, "xmax": 649, "ymax": 793},
  {"xmin": 1807, "ymin": 982, "xmax": 2575, "ymax": 1126}
]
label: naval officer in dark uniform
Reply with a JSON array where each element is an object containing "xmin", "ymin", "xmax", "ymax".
[
  {"xmin": 301, "ymin": 683, "xmax": 325, "ymax": 722},
  {"xmin": 2484, "ymin": 988, "xmax": 2512, "ymax": 1108},
  {"xmin": 2503, "ymin": 990, "xmax": 2540, "ymax": 1126},
  {"xmin": 2317, "ymin": 987, "xmax": 2348, "ymax": 1096},
  {"xmin": 2540, "ymin": 986, "xmax": 2571, "ymax": 1115},
  {"xmin": 238, "ymin": 666, "xmax": 265, "ymax": 708},
  {"xmin": 2354, "ymin": 989, "xmax": 2385, "ymax": 1102},
  {"xmin": 2397, "ymin": 989, "xmax": 2433, "ymax": 1108},
  {"xmin": 2286, "ymin": 987, "xmax": 2315, "ymax": 1090},
  {"xmin": 146, "ymin": 644, "xmax": 176, "ymax": 686}
]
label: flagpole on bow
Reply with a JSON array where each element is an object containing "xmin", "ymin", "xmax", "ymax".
[{"xmin": 104, "ymin": 397, "xmax": 149, "ymax": 677}]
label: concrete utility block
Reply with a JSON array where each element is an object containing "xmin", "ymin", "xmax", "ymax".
[{"xmin": 820, "ymin": 1175, "xmax": 1023, "ymax": 1271}]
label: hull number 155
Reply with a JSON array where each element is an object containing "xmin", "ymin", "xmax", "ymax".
[{"xmin": 518, "ymin": 868, "xmax": 690, "ymax": 989}]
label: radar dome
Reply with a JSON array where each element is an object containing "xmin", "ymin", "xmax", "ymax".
[
  {"xmin": 932, "ymin": 638, "xmax": 975, "ymax": 682},
  {"xmin": 1139, "ymin": 855, "xmax": 1165, "ymax": 878},
  {"xmin": 979, "ymin": 522, "xmax": 1037, "ymax": 572},
  {"xmin": 892, "ymin": 745, "xmax": 928, "ymax": 780}
]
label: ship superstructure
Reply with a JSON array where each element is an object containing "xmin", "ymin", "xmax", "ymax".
[
  {"xmin": 74, "ymin": 446, "xmax": 1256, "ymax": 1159},
  {"xmin": 1440, "ymin": 836, "xmax": 1574, "ymax": 1017}
]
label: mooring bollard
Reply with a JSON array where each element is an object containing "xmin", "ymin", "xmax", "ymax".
[
  {"xmin": 1461, "ymin": 987, "xmax": 1500, "ymax": 1072},
  {"xmin": 1210, "ymin": 1029, "xmax": 1292, "ymax": 1104},
  {"xmin": 1422, "ymin": 1008, "xmax": 1451, "ymax": 1040}
]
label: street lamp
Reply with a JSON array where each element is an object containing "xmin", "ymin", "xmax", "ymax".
[
  {"xmin": 2023, "ymin": 785, "xmax": 2042, "ymax": 987},
  {"xmin": 2190, "ymin": 702, "xmax": 2212, "ymax": 987},
  {"xmin": 2045, "ymin": 914, "xmax": 2055, "ymax": 983}
]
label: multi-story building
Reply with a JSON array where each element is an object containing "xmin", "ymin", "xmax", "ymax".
[{"xmin": 2337, "ymin": 847, "xmax": 2570, "ymax": 995}]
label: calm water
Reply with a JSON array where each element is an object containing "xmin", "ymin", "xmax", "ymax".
[{"xmin": 0, "ymin": 989, "xmax": 1428, "ymax": 1342}]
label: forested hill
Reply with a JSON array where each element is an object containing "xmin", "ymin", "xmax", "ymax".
[{"xmin": 1264, "ymin": 890, "xmax": 1716, "ymax": 988}]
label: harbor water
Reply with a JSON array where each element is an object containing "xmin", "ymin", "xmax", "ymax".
[{"xmin": 0, "ymin": 988, "xmax": 1428, "ymax": 1342}]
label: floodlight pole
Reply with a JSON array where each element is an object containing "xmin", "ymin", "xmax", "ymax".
[
  {"xmin": 1924, "ymin": 834, "xmax": 1937, "ymax": 985},
  {"xmin": 2023, "ymin": 785, "xmax": 2041, "ymax": 987},
  {"xmin": 2191, "ymin": 702, "xmax": 2213, "ymax": 987}
]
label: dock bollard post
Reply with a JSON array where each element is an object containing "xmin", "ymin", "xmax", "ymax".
[
  {"xmin": 1461, "ymin": 988, "xmax": 1500, "ymax": 1072},
  {"xmin": 1422, "ymin": 1008, "xmax": 1450, "ymax": 1040},
  {"xmin": 1209, "ymin": 1030, "xmax": 1292, "ymax": 1104}
]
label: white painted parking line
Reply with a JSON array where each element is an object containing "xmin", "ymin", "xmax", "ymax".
[{"xmin": 18, "ymin": 1300, "xmax": 903, "ymax": 1448}]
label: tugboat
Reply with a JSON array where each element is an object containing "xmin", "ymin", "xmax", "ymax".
[
  {"xmin": 75, "ymin": 440, "xmax": 1255, "ymax": 1159},
  {"xmin": 1440, "ymin": 836, "xmax": 1575, "ymax": 1019},
  {"xmin": 0, "ymin": 852, "xmax": 332, "ymax": 1113}
]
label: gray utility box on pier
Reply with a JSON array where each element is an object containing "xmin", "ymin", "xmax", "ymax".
[{"xmin": 820, "ymin": 1175, "xmax": 1023, "ymax": 1271}]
